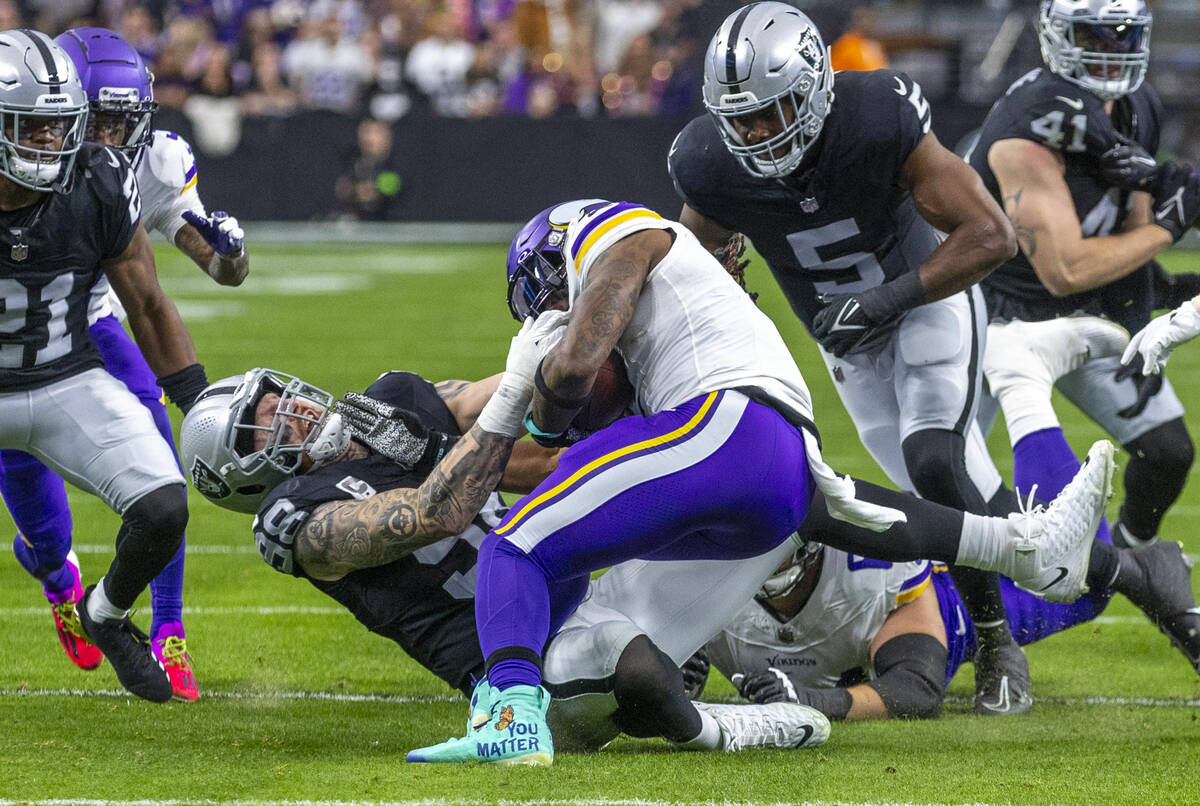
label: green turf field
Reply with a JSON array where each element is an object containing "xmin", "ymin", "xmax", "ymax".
[{"xmin": 1, "ymin": 241, "xmax": 1197, "ymax": 806}]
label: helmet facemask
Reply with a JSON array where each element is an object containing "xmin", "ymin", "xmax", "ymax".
[
  {"xmin": 506, "ymin": 234, "xmax": 568, "ymax": 321},
  {"xmin": 229, "ymin": 370, "xmax": 337, "ymax": 477},
  {"xmin": 1039, "ymin": 1, "xmax": 1151, "ymax": 101},
  {"xmin": 0, "ymin": 107, "xmax": 88, "ymax": 191},
  {"xmin": 88, "ymin": 85, "xmax": 157, "ymax": 159},
  {"xmin": 707, "ymin": 51, "xmax": 833, "ymax": 179},
  {"xmin": 757, "ymin": 542, "xmax": 825, "ymax": 602}
]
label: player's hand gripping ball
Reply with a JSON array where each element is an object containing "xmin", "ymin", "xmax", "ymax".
[{"xmin": 570, "ymin": 351, "xmax": 635, "ymax": 433}]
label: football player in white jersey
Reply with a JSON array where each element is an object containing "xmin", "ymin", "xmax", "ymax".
[
  {"xmin": 698, "ymin": 529, "xmax": 1199, "ymax": 721},
  {"xmin": 0, "ymin": 28, "xmax": 247, "ymax": 702},
  {"xmin": 407, "ymin": 199, "xmax": 1116, "ymax": 765}
]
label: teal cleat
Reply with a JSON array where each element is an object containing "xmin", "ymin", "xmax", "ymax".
[{"xmin": 407, "ymin": 683, "xmax": 554, "ymax": 766}]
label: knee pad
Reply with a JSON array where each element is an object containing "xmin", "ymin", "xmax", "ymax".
[
  {"xmin": 901, "ymin": 430, "xmax": 988, "ymax": 514},
  {"xmin": 121, "ymin": 483, "xmax": 189, "ymax": 561},
  {"xmin": 1127, "ymin": 419, "xmax": 1194, "ymax": 480}
]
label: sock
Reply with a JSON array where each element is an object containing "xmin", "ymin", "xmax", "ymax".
[
  {"xmin": 1087, "ymin": 541, "xmax": 1121, "ymax": 593},
  {"xmin": 86, "ymin": 577, "xmax": 128, "ymax": 622},
  {"xmin": 149, "ymin": 539, "xmax": 186, "ymax": 636},
  {"xmin": 1013, "ymin": 428, "xmax": 1080, "ymax": 502},
  {"xmin": 487, "ymin": 658, "xmax": 541, "ymax": 691},
  {"xmin": 13, "ymin": 536, "xmax": 76, "ymax": 594},
  {"xmin": 678, "ymin": 707, "xmax": 722, "ymax": 750},
  {"xmin": 955, "ymin": 512, "xmax": 1018, "ymax": 578}
]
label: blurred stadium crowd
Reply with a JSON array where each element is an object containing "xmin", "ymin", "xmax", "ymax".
[{"xmin": 18, "ymin": 0, "xmax": 1200, "ymax": 221}]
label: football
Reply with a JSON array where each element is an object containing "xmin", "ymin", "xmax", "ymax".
[{"xmin": 571, "ymin": 351, "xmax": 635, "ymax": 432}]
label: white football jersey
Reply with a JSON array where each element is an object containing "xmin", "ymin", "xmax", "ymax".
[
  {"xmin": 88, "ymin": 132, "xmax": 207, "ymax": 325},
  {"xmin": 707, "ymin": 548, "xmax": 932, "ymax": 689},
  {"xmin": 561, "ymin": 202, "xmax": 817, "ymax": 421},
  {"xmin": 560, "ymin": 201, "xmax": 907, "ymax": 533}
]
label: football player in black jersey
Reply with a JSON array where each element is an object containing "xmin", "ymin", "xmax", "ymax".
[
  {"xmin": 967, "ymin": 1, "xmax": 1197, "ymax": 559},
  {"xmin": 669, "ymin": 2, "xmax": 1031, "ymax": 715},
  {"xmin": 0, "ymin": 30, "xmax": 209, "ymax": 702}
]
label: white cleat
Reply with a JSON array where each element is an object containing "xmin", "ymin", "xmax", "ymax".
[
  {"xmin": 1007, "ymin": 440, "xmax": 1117, "ymax": 604},
  {"xmin": 693, "ymin": 701, "xmax": 830, "ymax": 752}
]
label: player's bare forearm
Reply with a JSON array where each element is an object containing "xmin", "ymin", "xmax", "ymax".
[
  {"xmin": 175, "ymin": 223, "xmax": 248, "ymax": 286},
  {"xmin": 843, "ymin": 685, "xmax": 891, "ymax": 720},
  {"xmin": 437, "ymin": 375, "xmax": 502, "ymax": 434},
  {"xmin": 500, "ymin": 441, "xmax": 563, "ymax": 494},
  {"xmin": 535, "ymin": 229, "xmax": 666, "ymax": 433},
  {"xmin": 905, "ymin": 133, "xmax": 1016, "ymax": 301},
  {"xmin": 678, "ymin": 203, "xmax": 733, "ymax": 254},
  {"xmin": 105, "ymin": 227, "xmax": 198, "ymax": 376},
  {"xmin": 990, "ymin": 138, "xmax": 1170, "ymax": 296},
  {"xmin": 294, "ymin": 423, "xmax": 514, "ymax": 580}
]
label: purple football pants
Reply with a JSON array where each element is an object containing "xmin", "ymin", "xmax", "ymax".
[
  {"xmin": 0, "ymin": 314, "xmax": 186, "ymax": 634},
  {"xmin": 476, "ymin": 390, "xmax": 814, "ymax": 690}
]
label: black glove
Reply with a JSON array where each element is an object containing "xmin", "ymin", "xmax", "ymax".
[
  {"xmin": 680, "ymin": 648, "xmax": 710, "ymax": 700},
  {"xmin": 1098, "ymin": 134, "xmax": 1159, "ymax": 191},
  {"xmin": 336, "ymin": 392, "xmax": 456, "ymax": 473},
  {"xmin": 733, "ymin": 667, "xmax": 797, "ymax": 704},
  {"xmin": 812, "ymin": 293, "xmax": 878, "ymax": 357},
  {"xmin": 1152, "ymin": 161, "xmax": 1200, "ymax": 243},
  {"xmin": 1114, "ymin": 353, "xmax": 1164, "ymax": 419},
  {"xmin": 1151, "ymin": 263, "xmax": 1200, "ymax": 311}
]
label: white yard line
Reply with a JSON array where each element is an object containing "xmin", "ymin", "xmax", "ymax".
[{"xmin": 0, "ymin": 800, "xmax": 1062, "ymax": 806}]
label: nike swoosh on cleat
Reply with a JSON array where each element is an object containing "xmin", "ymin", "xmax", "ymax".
[
  {"xmin": 1036, "ymin": 566, "xmax": 1070, "ymax": 592},
  {"xmin": 980, "ymin": 677, "xmax": 1011, "ymax": 712},
  {"xmin": 1056, "ymin": 95, "xmax": 1085, "ymax": 110}
]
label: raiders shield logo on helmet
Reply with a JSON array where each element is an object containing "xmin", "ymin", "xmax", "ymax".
[{"xmin": 190, "ymin": 456, "xmax": 232, "ymax": 499}]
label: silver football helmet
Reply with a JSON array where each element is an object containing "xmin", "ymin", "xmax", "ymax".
[
  {"xmin": 0, "ymin": 29, "xmax": 89, "ymax": 190},
  {"xmin": 1039, "ymin": 0, "xmax": 1151, "ymax": 101},
  {"xmin": 179, "ymin": 369, "xmax": 337, "ymax": 514},
  {"xmin": 702, "ymin": 2, "xmax": 834, "ymax": 179}
]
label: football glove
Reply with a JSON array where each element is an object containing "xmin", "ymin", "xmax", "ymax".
[
  {"xmin": 1151, "ymin": 162, "xmax": 1200, "ymax": 243},
  {"xmin": 1114, "ymin": 353, "xmax": 1165, "ymax": 419},
  {"xmin": 1121, "ymin": 301, "xmax": 1200, "ymax": 376},
  {"xmin": 1151, "ymin": 263, "xmax": 1200, "ymax": 311},
  {"xmin": 1098, "ymin": 135, "xmax": 1159, "ymax": 191},
  {"xmin": 731, "ymin": 667, "xmax": 798, "ymax": 705},
  {"xmin": 680, "ymin": 648, "xmax": 710, "ymax": 700},
  {"xmin": 183, "ymin": 210, "xmax": 245, "ymax": 257},
  {"xmin": 336, "ymin": 392, "xmax": 456, "ymax": 473}
]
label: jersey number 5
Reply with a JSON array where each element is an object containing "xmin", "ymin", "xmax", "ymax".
[{"xmin": 786, "ymin": 218, "xmax": 885, "ymax": 295}]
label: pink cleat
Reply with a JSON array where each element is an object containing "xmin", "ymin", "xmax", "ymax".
[
  {"xmin": 152, "ymin": 622, "xmax": 198, "ymax": 702},
  {"xmin": 46, "ymin": 551, "xmax": 104, "ymax": 671}
]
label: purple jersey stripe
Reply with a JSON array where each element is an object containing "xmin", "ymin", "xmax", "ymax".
[
  {"xmin": 568, "ymin": 201, "xmax": 645, "ymax": 259},
  {"xmin": 183, "ymin": 163, "xmax": 197, "ymax": 183},
  {"xmin": 900, "ymin": 563, "xmax": 931, "ymax": 592}
]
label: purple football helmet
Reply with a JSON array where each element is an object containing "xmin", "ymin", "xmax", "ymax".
[
  {"xmin": 55, "ymin": 27, "xmax": 157, "ymax": 159},
  {"xmin": 506, "ymin": 199, "xmax": 605, "ymax": 321}
]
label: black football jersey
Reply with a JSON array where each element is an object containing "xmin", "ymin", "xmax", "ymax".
[
  {"xmin": 253, "ymin": 371, "xmax": 493, "ymax": 694},
  {"xmin": 968, "ymin": 68, "xmax": 1163, "ymax": 322},
  {"xmin": 669, "ymin": 69, "xmax": 940, "ymax": 330},
  {"xmin": 0, "ymin": 144, "xmax": 141, "ymax": 391}
]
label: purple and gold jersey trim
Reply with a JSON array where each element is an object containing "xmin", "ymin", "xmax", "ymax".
[
  {"xmin": 495, "ymin": 390, "xmax": 721, "ymax": 537},
  {"xmin": 181, "ymin": 163, "xmax": 197, "ymax": 194},
  {"xmin": 895, "ymin": 563, "xmax": 932, "ymax": 605},
  {"xmin": 569, "ymin": 202, "xmax": 662, "ymax": 275}
]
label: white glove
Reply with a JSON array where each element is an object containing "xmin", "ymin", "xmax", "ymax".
[
  {"xmin": 476, "ymin": 311, "xmax": 570, "ymax": 437},
  {"xmin": 1121, "ymin": 299, "xmax": 1200, "ymax": 375}
]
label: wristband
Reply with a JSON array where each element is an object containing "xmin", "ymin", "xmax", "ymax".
[
  {"xmin": 158, "ymin": 363, "xmax": 209, "ymax": 414},
  {"xmin": 523, "ymin": 411, "xmax": 565, "ymax": 441},
  {"xmin": 858, "ymin": 271, "xmax": 926, "ymax": 323}
]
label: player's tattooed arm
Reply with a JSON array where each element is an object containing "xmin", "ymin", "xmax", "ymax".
[
  {"xmin": 1002, "ymin": 189, "xmax": 1038, "ymax": 260},
  {"xmin": 988, "ymin": 137, "xmax": 1170, "ymax": 296},
  {"xmin": 534, "ymin": 228, "xmax": 672, "ymax": 435},
  {"xmin": 293, "ymin": 423, "xmax": 515, "ymax": 581},
  {"xmin": 437, "ymin": 375, "xmax": 502, "ymax": 434}
]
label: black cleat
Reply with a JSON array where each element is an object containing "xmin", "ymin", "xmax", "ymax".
[
  {"xmin": 973, "ymin": 626, "xmax": 1033, "ymax": 716},
  {"xmin": 77, "ymin": 585, "xmax": 172, "ymax": 703},
  {"xmin": 1118, "ymin": 542, "xmax": 1200, "ymax": 675}
]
